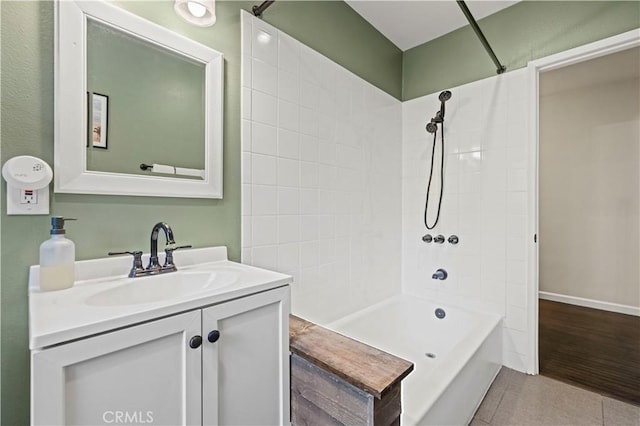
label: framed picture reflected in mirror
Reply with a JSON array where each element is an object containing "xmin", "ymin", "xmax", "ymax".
[{"xmin": 90, "ymin": 93, "xmax": 108, "ymax": 149}]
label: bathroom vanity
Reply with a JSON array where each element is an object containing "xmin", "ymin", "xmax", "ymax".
[{"xmin": 28, "ymin": 247, "xmax": 290, "ymax": 425}]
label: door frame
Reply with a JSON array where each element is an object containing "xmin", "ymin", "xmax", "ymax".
[{"xmin": 525, "ymin": 28, "xmax": 640, "ymax": 374}]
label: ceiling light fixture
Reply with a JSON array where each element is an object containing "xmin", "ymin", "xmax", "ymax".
[{"xmin": 174, "ymin": 0, "xmax": 216, "ymax": 27}]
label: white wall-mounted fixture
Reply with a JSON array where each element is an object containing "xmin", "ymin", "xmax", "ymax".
[
  {"xmin": 2, "ymin": 155, "xmax": 53, "ymax": 215},
  {"xmin": 174, "ymin": 0, "xmax": 216, "ymax": 27}
]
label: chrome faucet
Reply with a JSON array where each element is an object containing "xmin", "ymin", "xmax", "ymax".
[
  {"xmin": 148, "ymin": 222, "xmax": 176, "ymax": 271},
  {"xmin": 108, "ymin": 222, "xmax": 191, "ymax": 277}
]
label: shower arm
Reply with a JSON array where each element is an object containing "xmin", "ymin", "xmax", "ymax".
[
  {"xmin": 252, "ymin": 0, "xmax": 275, "ymax": 17},
  {"xmin": 456, "ymin": 1, "xmax": 506, "ymax": 74}
]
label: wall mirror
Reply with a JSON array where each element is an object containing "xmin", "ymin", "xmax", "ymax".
[{"xmin": 55, "ymin": 0, "xmax": 223, "ymax": 198}]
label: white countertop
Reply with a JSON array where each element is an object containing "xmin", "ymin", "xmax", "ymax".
[{"xmin": 29, "ymin": 247, "xmax": 291, "ymax": 350}]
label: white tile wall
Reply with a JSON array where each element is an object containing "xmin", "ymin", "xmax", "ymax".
[
  {"xmin": 241, "ymin": 12, "xmax": 402, "ymax": 324},
  {"xmin": 401, "ymin": 69, "xmax": 531, "ymax": 372},
  {"xmin": 242, "ymin": 12, "xmax": 533, "ymax": 373}
]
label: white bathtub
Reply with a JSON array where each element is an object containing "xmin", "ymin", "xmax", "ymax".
[{"xmin": 327, "ymin": 295, "xmax": 502, "ymax": 425}]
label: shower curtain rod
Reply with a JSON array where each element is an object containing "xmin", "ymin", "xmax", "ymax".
[
  {"xmin": 456, "ymin": 0, "xmax": 506, "ymax": 74},
  {"xmin": 253, "ymin": 0, "xmax": 275, "ymax": 17},
  {"xmin": 250, "ymin": 0, "xmax": 505, "ymax": 74}
]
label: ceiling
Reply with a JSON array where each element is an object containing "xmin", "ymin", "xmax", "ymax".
[{"xmin": 345, "ymin": 0, "xmax": 520, "ymax": 51}]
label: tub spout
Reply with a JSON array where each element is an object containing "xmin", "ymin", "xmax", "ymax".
[{"xmin": 432, "ymin": 269, "xmax": 448, "ymax": 280}]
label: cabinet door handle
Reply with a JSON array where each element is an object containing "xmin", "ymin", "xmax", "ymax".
[
  {"xmin": 207, "ymin": 330, "xmax": 221, "ymax": 343},
  {"xmin": 189, "ymin": 335, "xmax": 202, "ymax": 349}
]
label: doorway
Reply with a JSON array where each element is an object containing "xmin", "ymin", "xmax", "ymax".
[{"xmin": 536, "ymin": 46, "xmax": 640, "ymax": 404}]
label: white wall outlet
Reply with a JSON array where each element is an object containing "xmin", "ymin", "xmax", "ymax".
[
  {"xmin": 21, "ymin": 189, "xmax": 37, "ymax": 204},
  {"xmin": 2, "ymin": 156, "xmax": 53, "ymax": 215},
  {"xmin": 7, "ymin": 188, "xmax": 49, "ymax": 215}
]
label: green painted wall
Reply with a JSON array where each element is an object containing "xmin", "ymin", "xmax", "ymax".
[
  {"xmin": 403, "ymin": 1, "xmax": 640, "ymax": 100},
  {"xmin": 255, "ymin": 0, "xmax": 403, "ymax": 98},
  {"xmin": 0, "ymin": 1, "xmax": 400, "ymax": 424}
]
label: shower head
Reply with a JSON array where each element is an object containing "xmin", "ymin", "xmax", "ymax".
[
  {"xmin": 439, "ymin": 90, "xmax": 452, "ymax": 102},
  {"xmin": 426, "ymin": 91, "xmax": 451, "ymax": 135},
  {"xmin": 438, "ymin": 90, "xmax": 452, "ymax": 120}
]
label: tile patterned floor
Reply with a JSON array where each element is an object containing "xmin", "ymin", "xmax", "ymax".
[{"xmin": 471, "ymin": 367, "xmax": 640, "ymax": 426}]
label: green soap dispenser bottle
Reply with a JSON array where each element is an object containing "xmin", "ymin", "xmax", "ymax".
[{"xmin": 39, "ymin": 216, "xmax": 76, "ymax": 291}]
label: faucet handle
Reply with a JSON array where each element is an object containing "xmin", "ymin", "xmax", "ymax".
[
  {"xmin": 108, "ymin": 250, "xmax": 143, "ymax": 260},
  {"xmin": 163, "ymin": 245, "xmax": 192, "ymax": 268},
  {"xmin": 166, "ymin": 245, "xmax": 193, "ymax": 251},
  {"xmin": 108, "ymin": 251, "xmax": 145, "ymax": 278}
]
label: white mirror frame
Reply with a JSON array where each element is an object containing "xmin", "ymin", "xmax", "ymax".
[{"xmin": 54, "ymin": 0, "xmax": 224, "ymax": 198}]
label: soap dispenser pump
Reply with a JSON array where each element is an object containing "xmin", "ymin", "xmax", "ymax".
[{"xmin": 39, "ymin": 216, "xmax": 76, "ymax": 291}]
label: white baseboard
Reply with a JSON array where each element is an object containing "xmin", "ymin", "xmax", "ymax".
[{"xmin": 539, "ymin": 291, "xmax": 640, "ymax": 317}]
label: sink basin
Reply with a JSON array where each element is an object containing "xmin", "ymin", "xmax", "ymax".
[{"xmin": 85, "ymin": 269, "xmax": 239, "ymax": 307}]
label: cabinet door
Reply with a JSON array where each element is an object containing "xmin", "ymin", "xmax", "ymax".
[
  {"xmin": 202, "ymin": 286, "xmax": 290, "ymax": 426},
  {"xmin": 31, "ymin": 311, "xmax": 202, "ymax": 426}
]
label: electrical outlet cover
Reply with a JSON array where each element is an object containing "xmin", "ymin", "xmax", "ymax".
[
  {"xmin": 7, "ymin": 188, "xmax": 49, "ymax": 215},
  {"xmin": 3, "ymin": 156, "xmax": 52, "ymax": 215}
]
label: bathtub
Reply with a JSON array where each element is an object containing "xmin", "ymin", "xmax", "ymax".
[{"xmin": 327, "ymin": 295, "xmax": 502, "ymax": 425}]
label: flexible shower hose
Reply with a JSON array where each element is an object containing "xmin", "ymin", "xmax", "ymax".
[{"xmin": 424, "ymin": 127, "xmax": 444, "ymax": 230}]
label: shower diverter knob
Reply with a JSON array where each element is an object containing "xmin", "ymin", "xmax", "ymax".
[{"xmin": 433, "ymin": 235, "xmax": 445, "ymax": 244}]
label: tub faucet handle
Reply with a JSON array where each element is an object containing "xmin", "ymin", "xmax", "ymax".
[
  {"xmin": 434, "ymin": 235, "xmax": 445, "ymax": 244},
  {"xmin": 432, "ymin": 268, "xmax": 448, "ymax": 280},
  {"xmin": 422, "ymin": 234, "xmax": 433, "ymax": 243}
]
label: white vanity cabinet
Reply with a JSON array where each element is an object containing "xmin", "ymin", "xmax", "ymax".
[{"xmin": 31, "ymin": 286, "xmax": 290, "ymax": 426}]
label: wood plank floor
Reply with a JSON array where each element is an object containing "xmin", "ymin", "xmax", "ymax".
[{"xmin": 539, "ymin": 299, "xmax": 640, "ymax": 405}]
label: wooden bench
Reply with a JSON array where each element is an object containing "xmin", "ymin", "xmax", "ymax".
[{"xmin": 289, "ymin": 315, "xmax": 414, "ymax": 426}]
